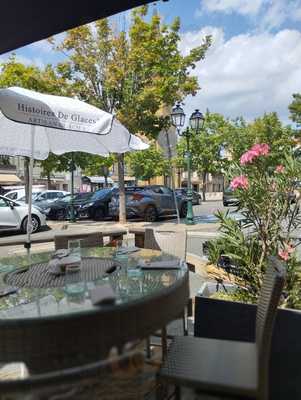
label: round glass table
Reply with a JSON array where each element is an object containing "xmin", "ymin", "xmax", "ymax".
[{"xmin": 0, "ymin": 247, "xmax": 189, "ymax": 372}]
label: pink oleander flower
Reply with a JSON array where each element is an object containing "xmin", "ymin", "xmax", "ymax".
[
  {"xmin": 278, "ymin": 243, "xmax": 294, "ymax": 261},
  {"xmin": 240, "ymin": 143, "xmax": 270, "ymax": 165},
  {"xmin": 286, "ymin": 243, "xmax": 294, "ymax": 254},
  {"xmin": 275, "ymin": 165, "xmax": 285, "ymax": 173},
  {"xmin": 240, "ymin": 150, "xmax": 257, "ymax": 165},
  {"xmin": 278, "ymin": 249, "xmax": 290, "ymax": 261},
  {"xmin": 251, "ymin": 143, "xmax": 270, "ymax": 156},
  {"xmin": 230, "ymin": 175, "xmax": 249, "ymax": 190}
]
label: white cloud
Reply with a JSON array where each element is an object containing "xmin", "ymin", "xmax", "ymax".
[
  {"xmin": 200, "ymin": 0, "xmax": 264, "ymax": 16},
  {"xmin": 260, "ymin": 0, "xmax": 301, "ymax": 31},
  {"xmin": 180, "ymin": 27, "xmax": 301, "ymax": 123},
  {"xmin": 198, "ymin": 0, "xmax": 301, "ymax": 32}
]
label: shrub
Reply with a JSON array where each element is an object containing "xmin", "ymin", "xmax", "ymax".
[{"xmin": 208, "ymin": 144, "xmax": 301, "ymax": 308}]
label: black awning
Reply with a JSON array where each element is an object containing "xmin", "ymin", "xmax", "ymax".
[{"xmin": 0, "ymin": 0, "xmax": 155, "ymax": 55}]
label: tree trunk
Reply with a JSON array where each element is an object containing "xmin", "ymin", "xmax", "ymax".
[
  {"xmin": 47, "ymin": 172, "xmax": 51, "ymax": 189},
  {"xmin": 202, "ymin": 171, "xmax": 207, "ymax": 202},
  {"xmin": 24, "ymin": 157, "xmax": 30, "ymax": 204},
  {"xmin": 117, "ymin": 154, "xmax": 126, "ymax": 224},
  {"xmin": 104, "ymin": 174, "xmax": 108, "ymax": 187}
]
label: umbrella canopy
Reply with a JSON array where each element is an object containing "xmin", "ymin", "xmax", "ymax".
[
  {"xmin": 0, "ymin": 86, "xmax": 148, "ymax": 247},
  {"xmin": 0, "ymin": 0, "xmax": 155, "ymax": 55},
  {"xmin": 0, "ymin": 87, "xmax": 148, "ymax": 158}
]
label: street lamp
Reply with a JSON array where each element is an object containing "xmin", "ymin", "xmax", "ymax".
[{"xmin": 171, "ymin": 103, "xmax": 205, "ymax": 225}]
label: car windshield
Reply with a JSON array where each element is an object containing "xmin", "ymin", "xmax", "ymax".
[
  {"xmin": 76, "ymin": 189, "xmax": 112, "ymax": 202},
  {"xmin": 91, "ymin": 189, "xmax": 112, "ymax": 200},
  {"xmin": 32, "ymin": 192, "xmax": 42, "ymax": 200},
  {"xmin": 60, "ymin": 195, "xmax": 71, "ymax": 203},
  {"xmin": 224, "ymin": 186, "xmax": 234, "ymax": 194}
]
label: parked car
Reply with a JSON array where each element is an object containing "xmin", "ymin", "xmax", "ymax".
[
  {"xmin": 0, "ymin": 195, "xmax": 47, "ymax": 233},
  {"xmin": 33, "ymin": 190, "xmax": 70, "ymax": 203},
  {"xmin": 40, "ymin": 193, "xmax": 89, "ymax": 220},
  {"xmin": 4, "ymin": 188, "xmax": 43, "ymax": 202},
  {"xmin": 55, "ymin": 186, "xmax": 187, "ymax": 222},
  {"xmin": 223, "ymin": 186, "xmax": 240, "ymax": 207},
  {"xmin": 75, "ymin": 189, "xmax": 114, "ymax": 220},
  {"xmin": 109, "ymin": 185, "xmax": 187, "ymax": 222},
  {"xmin": 175, "ymin": 188, "xmax": 201, "ymax": 205}
]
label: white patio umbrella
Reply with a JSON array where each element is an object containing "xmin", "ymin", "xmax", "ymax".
[{"xmin": 0, "ymin": 86, "xmax": 148, "ymax": 248}]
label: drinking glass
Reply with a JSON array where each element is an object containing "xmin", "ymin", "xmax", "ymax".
[
  {"xmin": 126, "ymin": 255, "xmax": 142, "ymax": 278},
  {"xmin": 68, "ymin": 239, "xmax": 82, "ymax": 255},
  {"xmin": 65, "ymin": 265, "xmax": 86, "ymax": 298},
  {"xmin": 115, "ymin": 252, "xmax": 129, "ymax": 268}
]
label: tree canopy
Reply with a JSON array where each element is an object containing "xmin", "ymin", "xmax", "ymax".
[
  {"xmin": 52, "ymin": 6, "xmax": 211, "ymax": 139},
  {"xmin": 125, "ymin": 144, "xmax": 169, "ymax": 183}
]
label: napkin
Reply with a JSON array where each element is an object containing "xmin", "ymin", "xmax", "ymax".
[
  {"xmin": 139, "ymin": 259, "xmax": 180, "ymax": 269},
  {"xmin": 90, "ymin": 284, "xmax": 116, "ymax": 305},
  {"xmin": 116, "ymin": 246, "xmax": 140, "ymax": 255}
]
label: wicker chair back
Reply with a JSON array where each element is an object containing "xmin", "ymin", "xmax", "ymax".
[
  {"xmin": 256, "ymin": 256, "xmax": 286, "ymax": 400},
  {"xmin": 144, "ymin": 228, "xmax": 187, "ymax": 261}
]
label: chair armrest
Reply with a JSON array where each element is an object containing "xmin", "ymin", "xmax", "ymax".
[{"xmin": 194, "ymin": 297, "xmax": 256, "ymax": 342}]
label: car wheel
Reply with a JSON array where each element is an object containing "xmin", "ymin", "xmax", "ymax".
[
  {"xmin": 144, "ymin": 206, "xmax": 157, "ymax": 222},
  {"xmin": 180, "ymin": 203, "xmax": 188, "ymax": 218},
  {"xmin": 93, "ymin": 208, "xmax": 105, "ymax": 221},
  {"xmin": 21, "ymin": 215, "xmax": 40, "ymax": 234}
]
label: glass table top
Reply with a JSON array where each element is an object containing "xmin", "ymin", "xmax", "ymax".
[{"xmin": 0, "ymin": 247, "xmax": 187, "ymax": 320}]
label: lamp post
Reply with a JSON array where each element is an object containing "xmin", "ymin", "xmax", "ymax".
[{"xmin": 171, "ymin": 104, "xmax": 205, "ymax": 225}]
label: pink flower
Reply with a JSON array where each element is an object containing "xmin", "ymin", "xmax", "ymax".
[
  {"xmin": 275, "ymin": 165, "xmax": 285, "ymax": 173},
  {"xmin": 278, "ymin": 243, "xmax": 294, "ymax": 261},
  {"xmin": 278, "ymin": 250, "xmax": 290, "ymax": 261},
  {"xmin": 230, "ymin": 175, "xmax": 249, "ymax": 190},
  {"xmin": 240, "ymin": 150, "xmax": 257, "ymax": 165},
  {"xmin": 251, "ymin": 143, "xmax": 270, "ymax": 156},
  {"xmin": 240, "ymin": 143, "xmax": 270, "ymax": 165}
]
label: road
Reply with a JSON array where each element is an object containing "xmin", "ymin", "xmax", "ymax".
[{"xmin": 0, "ymin": 201, "xmax": 229, "ymax": 258}]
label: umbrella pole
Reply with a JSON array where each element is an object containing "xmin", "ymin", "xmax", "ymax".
[{"xmin": 25, "ymin": 125, "xmax": 35, "ymax": 254}]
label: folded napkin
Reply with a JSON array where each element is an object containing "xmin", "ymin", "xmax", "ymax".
[
  {"xmin": 90, "ymin": 284, "xmax": 116, "ymax": 305},
  {"xmin": 53, "ymin": 249, "xmax": 71, "ymax": 259},
  {"xmin": 116, "ymin": 246, "xmax": 140, "ymax": 255},
  {"xmin": 140, "ymin": 259, "xmax": 180, "ymax": 269},
  {"xmin": 48, "ymin": 254, "xmax": 81, "ymax": 275}
]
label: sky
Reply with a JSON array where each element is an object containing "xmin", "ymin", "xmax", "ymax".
[{"xmin": 1, "ymin": 0, "xmax": 301, "ymax": 125}]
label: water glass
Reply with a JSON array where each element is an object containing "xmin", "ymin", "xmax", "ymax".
[
  {"xmin": 127, "ymin": 256, "xmax": 142, "ymax": 278},
  {"xmin": 115, "ymin": 252, "xmax": 129, "ymax": 268},
  {"xmin": 65, "ymin": 265, "xmax": 86, "ymax": 298},
  {"xmin": 68, "ymin": 239, "xmax": 82, "ymax": 255}
]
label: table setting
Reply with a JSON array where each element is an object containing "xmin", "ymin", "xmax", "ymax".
[{"xmin": 0, "ymin": 244, "xmax": 189, "ymax": 372}]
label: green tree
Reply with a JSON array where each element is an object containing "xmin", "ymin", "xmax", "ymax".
[
  {"xmin": 289, "ymin": 93, "xmax": 301, "ymax": 126},
  {"xmin": 0, "ymin": 56, "xmax": 70, "ymax": 200},
  {"xmin": 126, "ymin": 145, "xmax": 169, "ymax": 183},
  {"xmin": 84, "ymin": 155, "xmax": 116, "ymax": 186},
  {"xmin": 224, "ymin": 112, "xmax": 295, "ymax": 164},
  {"xmin": 176, "ymin": 112, "xmax": 228, "ymax": 201},
  {"xmin": 51, "ymin": 6, "xmax": 211, "ymax": 221}
]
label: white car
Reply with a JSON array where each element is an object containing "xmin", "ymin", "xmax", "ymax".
[
  {"xmin": 0, "ymin": 195, "xmax": 47, "ymax": 233},
  {"xmin": 33, "ymin": 190, "xmax": 70, "ymax": 203},
  {"xmin": 4, "ymin": 188, "xmax": 43, "ymax": 202}
]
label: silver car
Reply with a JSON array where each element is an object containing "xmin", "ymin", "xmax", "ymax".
[{"xmin": 109, "ymin": 185, "xmax": 188, "ymax": 222}]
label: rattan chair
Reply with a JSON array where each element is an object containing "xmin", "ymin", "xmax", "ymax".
[
  {"xmin": 144, "ymin": 228, "xmax": 190, "ymax": 359},
  {"xmin": 54, "ymin": 232, "xmax": 103, "ymax": 250},
  {"xmin": 0, "ymin": 351, "xmax": 145, "ymax": 400},
  {"xmin": 157, "ymin": 256, "xmax": 286, "ymax": 400}
]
